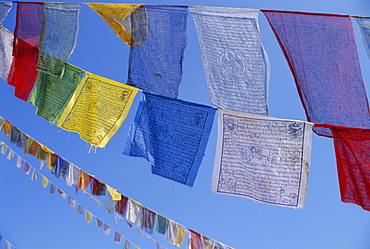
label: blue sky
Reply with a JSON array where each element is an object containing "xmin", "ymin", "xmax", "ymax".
[{"xmin": 1, "ymin": 0, "xmax": 370, "ymax": 248}]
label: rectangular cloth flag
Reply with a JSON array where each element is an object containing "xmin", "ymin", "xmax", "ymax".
[
  {"xmin": 355, "ymin": 17, "xmax": 370, "ymax": 60},
  {"xmin": 190, "ymin": 7, "xmax": 270, "ymax": 115},
  {"xmin": 211, "ymin": 110, "xmax": 313, "ymax": 208},
  {"xmin": 37, "ymin": 3, "xmax": 80, "ymax": 77},
  {"xmin": 86, "ymin": 3, "xmax": 145, "ymax": 47},
  {"xmin": 57, "ymin": 72, "xmax": 139, "ymax": 147},
  {"xmin": 316, "ymin": 124, "xmax": 370, "ymax": 211},
  {"xmin": 263, "ymin": 11, "xmax": 370, "ymax": 137},
  {"xmin": 8, "ymin": 2, "xmax": 44, "ymax": 101},
  {"xmin": 127, "ymin": 5, "xmax": 188, "ymax": 98},
  {"xmin": 29, "ymin": 63, "xmax": 83, "ymax": 123},
  {"xmin": 124, "ymin": 92, "xmax": 216, "ymax": 186}
]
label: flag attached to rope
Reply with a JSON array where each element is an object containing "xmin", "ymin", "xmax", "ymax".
[
  {"xmin": 37, "ymin": 3, "xmax": 80, "ymax": 77},
  {"xmin": 57, "ymin": 72, "xmax": 139, "ymax": 147},
  {"xmin": 211, "ymin": 110, "xmax": 313, "ymax": 208},
  {"xmin": 124, "ymin": 92, "xmax": 216, "ymax": 186},
  {"xmin": 191, "ymin": 7, "xmax": 270, "ymax": 115},
  {"xmin": 127, "ymin": 5, "xmax": 188, "ymax": 98},
  {"xmin": 263, "ymin": 10, "xmax": 370, "ymax": 137}
]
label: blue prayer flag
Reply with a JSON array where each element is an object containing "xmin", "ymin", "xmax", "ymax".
[{"xmin": 124, "ymin": 92, "xmax": 216, "ymax": 186}]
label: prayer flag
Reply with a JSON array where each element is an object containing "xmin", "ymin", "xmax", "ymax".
[
  {"xmin": 124, "ymin": 92, "xmax": 216, "ymax": 186},
  {"xmin": 23, "ymin": 162, "xmax": 31, "ymax": 175},
  {"xmin": 165, "ymin": 220, "xmax": 186, "ymax": 247},
  {"xmin": 114, "ymin": 232, "xmax": 122, "ymax": 244},
  {"xmin": 0, "ymin": 1, "xmax": 12, "ymax": 25},
  {"xmin": 68, "ymin": 196, "xmax": 75, "ymax": 207},
  {"xmin": 116, "ymin": 194, "xmax": 128, "ymax": 215},
  {"xmin": 57, "ymin": 72, "xmax": 139, "ymax": 147},
  {"xmin": 188, "ymin": 230, "xmax": 204, "ymax": 249},
  {"xmin": 190, "ymin": 7, "xmax": 270, "ymax": 115},
  {"xmin": 127, "ymin": 5, "xmax": 188, "ymax": 98},
  {"xmin": 103, "ymin": 224, "xmax": 111, "ymax": 236},
  {"xmin": 156, "ymin": 214, "xmax": 169, "ymax": 235},
  {"xmin": 30, "ymin": 168, "xmax": 38, "ymax": 181},
  {"xmin": 95, "ymin": 218, "xmax": 103, "ymax": 230},
  {"xmin": 355, "ymin": 17, "xmax": 370, "ymax": 60},
  {"xmin": 29, "ymin": 63, "xmax": 84, "ymax": 123},
  {"xmin": 106, "ymin": 185, "xmax": 122, "ymax": 201},
  {"xmin": 8, "ymin": 2, "xmax": 44, "ymax": 100},
  {"xmin": 2, "ymin": 120, "xmax": 10, "ymax": 135},
  {"xmin": 0, "ymin": 142, "xmax": 7, "ymax": 155},
  {"xmin": 49, "ymin": 183, "xmax": 56, "ymax": 194},
  {"xmin": 317, "ymin": 124, "xmax": 370, "ymax": 211},
  {"xmin": 263, "ymin": 10, "xmax": 370, "ymax": 137},
  {"xmin": 37, "ymin": 3, "xmax": 80, "ymax": 77},
  {"xmin": 85, "ymin": 211, "xmax": 93, "ymax": 223},
  {"xmin": 41, "ymin": 176, "xmax": 48, "ymax": 188},
  {"xmin": 76, "ymin": 171, "xmax": 91, "ymax": 191},
  {"xmin": 86, "ymin": 3, "xmax": 144, "ymax": 47},
  {"xmin": 0, "ymin": 27, "xmax": 13, "ymax": 80},
  {"xmin": 104, "ymin": 192, "xmax": 117, "ymax": 213},
  {"xmin": 6, "ymin": 149, "xmax": 14, "ymax": 160},
  {"xmin": 76, "ymin": 204, "xmax": 84, "ymax": 215},
  {"xmin": 90, "ymin": 178, "xmax": 106, "ymax": 196},
  {"xmin": 15, "ymin": 156, "xmax": 22, "ymax": 168},
  {"xmin": 139, "ymin": 207, "xmax": 156, "ymax": 234},
  {"xmin": 126, "ymin": 199, "xmax": 142, "ymax": 224},
  {"xmin": 211, "ymin": 110, "xmax": 313, "ymax": 208},
  {"xmin": 66, "ymin": 164, "xmax": 80, "ymax": 186}
]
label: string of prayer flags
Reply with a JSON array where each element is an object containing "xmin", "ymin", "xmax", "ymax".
[
  {"xmin": 190, "ymin": 7, "xmax": 270, "ymax": 115},
  {"xmin": 263, "ymin": 10, "xmax": 370, "ymax": 137},
  {"xmin": 86, "ymin": 3, "xmax": 145, "ymax": 47},
  {"xmin": 123, "ymin": 92, "xmax": 216, "ymax": 186},
  {"xmin": 354, "ymin": 17, "xmax": 370, "ymax": 60},
  {"xmin": 0, "ymin": 235, "xmax": 16, "ymax": 249},
  {"xmin": 29, "ymin": 63, "xmax": 84, "ymax": 123},
  {"xmin": 127, "ymin": 5, "xmax": 188, "ymax": 98},
  {"xmin": 315, "ymin": 124, "xmax": 370, "ymax": 211},
  {"xmin": 0, "ymin": 27, "xmax": 13, "ymax": 80},
  {"xmin": 8, "ymin": 2, "xmax": 44, "ymax": 100},
  {"xmin": 37, "ymin": 3, "xmax": 80, "ymax": 77},
  {"xmin": 0, "ymin": 1, "xmax": 11, "ymax": 25},
  {"xmin": 57, "ymin": 72, "xmax": 139, "ymax": 147},
  {"xmin": 211, "ymin": 110, "xmax": 313, "ymax": 208}
]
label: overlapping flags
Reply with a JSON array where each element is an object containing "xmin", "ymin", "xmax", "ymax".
[{"xmin": 0, "ymin": 118, "xmax": 233, "ymax": 249}]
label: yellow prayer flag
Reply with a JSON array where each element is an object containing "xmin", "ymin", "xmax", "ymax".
[
  {"xmin": 57, "ymin": 72, "xmax": 139, "ymax": 147},
  {"xmin": 95, "ymin": 199, "xmax": 101, "ymax": 207},
  {"xmin": 85, "ymin": 210, "xmax": 93, "ymax": 223},
  {"xmin": 175, "ymin": 227, "xmax": 187, "ymax": 247},
  {"xmin": 86, "ymin": 3, "xmax": 144, "ymax": 47},
  {"xmin": 2, "ymin": 121, "xmax": 10, "ymax": 135},
  {"xmin": 106, "ymin": 185, "xmax": 122, "ymax": 201},
  {"xmin": 41, "ymin": 176, "xmax": 48, "ymax": 188}
]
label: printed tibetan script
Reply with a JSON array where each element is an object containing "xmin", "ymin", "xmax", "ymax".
[
  {"xmin": 211, "ymin": 110, "xmax": 313, "ymax": 208},
  {"xmin": 57, "ymin": 72, "xmax": 138, "ymax": 147}
]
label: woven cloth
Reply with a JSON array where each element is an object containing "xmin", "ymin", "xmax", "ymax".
[
  {"xmin": 86, "ymin": 3, "xmax": 145, "ymax": 47},
  {"xmin": 191, "ymin": 7, "xmax": 270, "ymax": 115},
  {"xmin": 57, "ymin": 72, "xmax": 139, "ymax": 147},
  {"xmin": 315, "ymin": 124, "xmax": 370, "ymax": 211},
  {"xmin": 355, "ymin": 17, "xmax": 370, "ymax": 60},
  {"xmin": 124, "ymin": 92, "xmax": 216, "ymax": 186},
  {"xmin": 263, "ymin": 10, "xmax": 370, "ymax": 137},
  {"xmin": 37, "ymin": 3, "xmax": 80, "ymax": 77},
  {"xmin": 8, "ymin": 2, "xmax": 43, "ymax": 100},
  {"xmin": 0, "ymin": 27, "xmax": 13, "ymax": 80},
  {"xmin": 211, "ymin": 110, "xmax": 313, "ymax": 208},
  {"xmin": 127, "ymin": 6, "xmax": 188, "ymax": 98},
  {"xmin": 29, "ymin": 63, "xmax": 84, "ymax": 123}
]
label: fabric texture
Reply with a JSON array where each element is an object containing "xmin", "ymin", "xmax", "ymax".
[
  {"xmin": 86, "ymin": 3, "xmax": 145, "ymax": 47},
  {"xmin": 188, "ymin": 230, "xmax": 204, "ymax": 249},
  {"xmin": 190, "ymin": 7, "xmax": 270, "ymax": 115},
  {"xmin": 165, "ymin": 220, "xmax": 187, "ymax": 247},
  {"xmin": 37, "ymin": 3, "xmax": 80, "ymax": 77},
  {"xmin": 0, "ymin": 1, "xmax": 12, "ymax": 25},
  {"xmin": 8, "ymin": 2, "xmax": 44, "ymax": 100},
  {"xmin": 76, "ymin": 171, "xmax": 91, "ymax": 191},
  {"xmin": 116, "ymin": 195, "xmax": 129, "ymax": 215},
  {"xmin": 0, "ymin": 27, "xmax": 13, "ymax": 80},
  {"xmin": 127, "ymin": 5, "xmax": 188, "ymax": 98},
  {"xmin": 29, "ymin": 63, "xmax": 83, "ymax": 123},
  {"xmin": 57, "ymin": 72, "xmax": 139, "ymax": 147},
  {"xmin": 263, "ymin": 10, "xmax": 370, "ymax": 137},
  {"xmin": 156, "ymin": 214, "xmax": 168, "ymax": 235},
  {"xmin": 211, "ymin": 110, "xmax": 313, "ymax": 208},
  {"xmin": 124, "ymin": 92, "xmax": 216, "ymax": 186},
  {"xmin": 317, "ymin": 124, "xmax": 370, "ymax": 211},
  {"xmin": 90, "ymin": 178, "xmax": 106, "ymax": 196},
  {"xmin": 355, "ymin": 17, "xmax": 370, "ymax": 60},
  {"xmin": 125, "ymin": 199, "xmax": 142, "ymax": 224},
  {"xmin": 138, "ymin": 207, "xmax": 156, "ymax": 234}
]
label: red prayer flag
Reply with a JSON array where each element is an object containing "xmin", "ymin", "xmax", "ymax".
[
  {"xmin": 263, "ymin": 10, "xmax": 370, "ymax": 137},
  {"xmin": 115, "ymin": 194, "xmax": 128, "ymax": 215},
  {"xmin": 8, "ymin": 2, "xmax": 43, "ymax": 100},
  {"xmin": 317, "ymin": 124, "xmax": 370, "ymax": 211}
]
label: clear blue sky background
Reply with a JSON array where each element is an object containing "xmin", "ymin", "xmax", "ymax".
[{"xmin": 1, "ymin": 0, "xmax": 370, "ymax": 248}]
